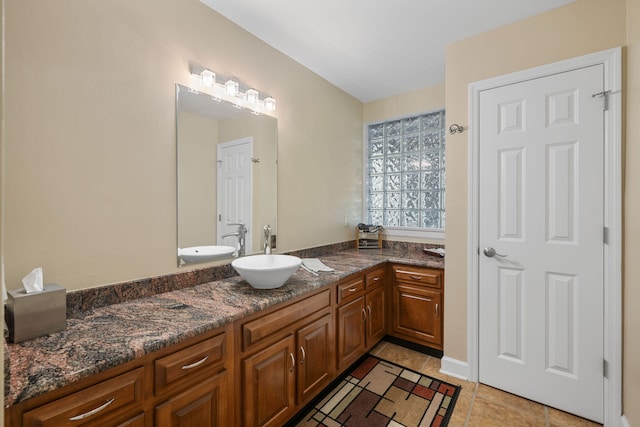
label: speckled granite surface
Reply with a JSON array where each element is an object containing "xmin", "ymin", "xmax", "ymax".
[{"xmin": 4, "ymin": 247, "xmax": 443, "ymax": 407}]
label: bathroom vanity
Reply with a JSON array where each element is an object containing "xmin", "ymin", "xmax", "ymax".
[{"xmin": 4, "ymin": 248, "xmax": 444, "ymax": 427}]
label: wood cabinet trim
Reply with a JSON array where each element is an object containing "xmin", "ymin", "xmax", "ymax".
[
  {"xmin": 365, "ymin": 268, "xmax": 385, "ymax": 291},
  {"xmin": 392, "ymin": 265, "xmax": 442, "ymax": 289},
  {"xmin": 336, "ymin": 276, "xmax": 365, "ymax": 305},
  {"xmin": 154, "ymin": 332, "xmax": 227, "ymax": 395},
  {"xmin": 22, "ymin": 367, "xmax": 145, "ymax": 427}
]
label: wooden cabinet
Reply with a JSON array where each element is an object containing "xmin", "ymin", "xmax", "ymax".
[
  {"xmin": 7, "ymin": 260, "xmax": 443, "ymax": 427},
  {"xmin": 296, "ymin": 313, "xmax": 333, "ymax": 404},
  {"xmin": 8, "ymin": 324, "xmax": 234, "ymax": 427},
  {"xmin": 242, "ymin": 335, "xmax": 296, "ymax": 427},
  {"xmin": 237, "ymin": 289, "xmax": 333, "ymax": 427},
  {"xmin": 336, "ymin": 295, "xmax": 366, "ymax": 371},
  {"xmin": 336, "ymin": 268, "xmax": 387, "ymax": 372},
  {"xmin": 390, "ymin": 264, "xmax": 443, "ymax": 349},
  {"xmin": 364, "ymin": 268, "xmax": 386, "ymax": 348},
  {"xmin": 155, "ymin": 370, "xmax": 228, "ymax": 427},
  {"xmin": 155, "ymin": 329, "xmax": 232, "ymax": 427}
]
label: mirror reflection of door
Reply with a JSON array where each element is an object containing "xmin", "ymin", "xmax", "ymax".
[
  {"xmin": 217, "ymin": 137, "xmax": 253, "ymax": 254},
  {"xmin": 176, "ymin": 84, "xmax": 278, "ymax": 266}
]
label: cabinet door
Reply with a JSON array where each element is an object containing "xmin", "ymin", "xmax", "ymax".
[
  {"xmin": 365, "ymin": 285, "xmax": 386, "ymax": 348},
  {"xmin": 336, "ymin": 297, "xmax": 366, "ymax": 371},
  {"xmin": 392, "ymin": 284, "xmax": 442, "ymax": 348},
  {"xmin": 155, "ymin": 370, "xmax": 228, "ymax": 427},
  {"xmin": 242, "ymin": 335, "xmax": 296, "ymax": 427},
  {"xmin": 296, "ymin": 313, "xmax": 333, "ymax": 404}
]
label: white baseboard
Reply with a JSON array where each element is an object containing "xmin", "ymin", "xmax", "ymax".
[
  {"xmin": 621, "ymin": 414, "xmax": 630, "ymax": 427},
  {"xmin": 439, "ymin": 356, "xmax": 470, "ymax": 381}
]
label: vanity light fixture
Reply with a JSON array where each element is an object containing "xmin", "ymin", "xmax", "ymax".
[{"xmin": 189, "ymin": 61, "xmax": 276, "ymax": 115}]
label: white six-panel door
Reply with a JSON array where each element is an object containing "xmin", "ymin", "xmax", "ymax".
[
  {"xmin": 217, "ymin": 137, "xmax": 253, "ymax": 253},
  {"xmin": 478, "ymin": 64, "xmax": 605, "ymax": 422}
]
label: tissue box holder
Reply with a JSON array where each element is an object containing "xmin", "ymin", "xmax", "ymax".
[{"xmin": 5, "ymin": 283, "xmax": 66, "ymax": 343}]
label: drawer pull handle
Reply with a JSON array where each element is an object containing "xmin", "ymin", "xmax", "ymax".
[
  {"xmin": 362, "ymin": 308, "xmax": 367, "ymax": 320},
  {"xmin": 435, "ymin": 303, "xmax": 439, "ymax": 317},
  {"xmin": 408, "ymin": 274, "xmax": 423, "ymax": 281},
  {"xmin": 181, "ymin": 355, "xmax": 209, "ymax": 370},
  {"xmin": 367, "ymin": 306, "xmax": 372, "ymax": 318},
  {"xmin": 289, "ymin": 353, "xmax": 296, "ymax": 372},
  {"xmin": 69, "ymin": 398, "xmax": 115, "ymax": 421},
  {"xmin": 300, "ymin": 346, "xmax": 306, "ymax": 364},
  {"xmin": 348, "ymin": 287, "xmax": 357, "ymax": 292},
  {"xmin": 372, "ymin": 277, "xmax": 380, "ymax": 281}
]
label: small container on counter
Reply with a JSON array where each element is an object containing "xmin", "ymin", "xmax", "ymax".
[{"xmin": 5, "ymin": 283, "xmax": 66, "ymax": 343}]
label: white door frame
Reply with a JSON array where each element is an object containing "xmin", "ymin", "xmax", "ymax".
[{"xmin": 467, "ymin": 48, "xmax": 622, "ymax": 426}]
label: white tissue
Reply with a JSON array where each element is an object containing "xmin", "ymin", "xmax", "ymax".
[{"xmin": 22, "ymin": 267, "xmax": 44, "ymax": 293}]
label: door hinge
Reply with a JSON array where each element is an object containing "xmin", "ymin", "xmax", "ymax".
[
  {"xmin": 603, "ymin": 359, "xmax": 608, "ymax": 378},
  {"xmin": 592, "ymin": 90, "xmax": 611, "ymax": 111},
  {"xmin": 603, "ymin": 226, "xmax": 609, "ymax": 244}
]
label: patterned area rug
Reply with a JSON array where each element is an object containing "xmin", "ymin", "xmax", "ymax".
[{"xmin": 294, "ymin": 355, "xmax": 460, "ymax": 427}]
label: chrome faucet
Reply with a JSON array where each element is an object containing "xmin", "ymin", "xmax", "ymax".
[
  {"xmin": 263, "ymin": 224, "xmax": 272, "ymax": 254},
  {"xmin": 222, "ymin": 223, "xmax": 248, "ymax": 256}
]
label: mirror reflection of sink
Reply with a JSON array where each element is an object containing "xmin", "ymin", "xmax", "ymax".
[
  {"xmin": 179, "ymin": 246, "xmax": 236, "ymax": 264},
  {"xmin": 231, "ymin": 254, "xmax": 302, "ymax": 289}
]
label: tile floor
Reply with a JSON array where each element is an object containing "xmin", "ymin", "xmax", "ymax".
[{"xmin": 369, "ymin": 341, "xmax": 602, "ymax": 427}]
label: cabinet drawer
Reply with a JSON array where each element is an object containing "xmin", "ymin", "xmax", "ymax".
[
  {"xmin": 336, "ymin": 275, "xmax": 365, "ymax": 304},
  {"xmin": 22, "ymin": 367, "xmax": 145, "ymax": 427},
  {"xmin": 365, "ymin": 268, "xmax": 385, "ymax": 290},
  {"xmin": 392, "ymin": 265, "xmax": 442, "ymax": 289},
  {"xmin": 242, "ymin": 290, "xmax": 331, "ymax": 352},
  {"xmin": 155, "ymin": 333, "xmax": 227, "ymax": 394}
]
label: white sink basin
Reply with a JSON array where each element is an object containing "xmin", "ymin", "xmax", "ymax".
[
  {"xmin": 231, "ymin": 254, "xmax": 302, "ymax": 289},
  {"xmin": 179, "ymin": 245, "xmax": 236, "ymax": 263}
]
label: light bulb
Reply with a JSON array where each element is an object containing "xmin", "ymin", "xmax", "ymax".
[
  {"xmin": 225, "ymin": 80, "xmax": 239, "ymax": 97},
  {"xmin": 264, "ymin": 97, "xmax": 276, "ymax": 112},
  {"xmin": 201, "ymin": 70, "xmax": 215, "ymax": 88},
  {"xmin": 246, "ymin": 89, "xmax": 259, "ymax": 104}
]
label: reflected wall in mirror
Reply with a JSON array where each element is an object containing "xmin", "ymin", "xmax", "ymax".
[{"xmin": 176, "ymin": 84, "xmax": 277, "ymax": 266}]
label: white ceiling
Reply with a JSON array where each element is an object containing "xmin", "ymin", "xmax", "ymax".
[{"xmin": 199, "ymin": 0, "xmax": 574, "ymax": 103}]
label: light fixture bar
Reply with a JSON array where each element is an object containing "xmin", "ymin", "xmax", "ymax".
[{"xmin": 188, "ymin": 62, "xmax": 276, "ymax": 115}]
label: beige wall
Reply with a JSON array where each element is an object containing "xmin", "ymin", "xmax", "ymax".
[
  {"xmin": 445, "ymin": 0, "xmax": 637, "ymax": 423},
  {"xmin": 363, "ymin": 83, "xmax": 445, "ymax": 124},
  {"xmin": 3, "ymin": 0, "xmax": 363, "ymax": 292},
  {"xmin": 625, "ymin": 0, "xmax": 640, "ymax": 423}
]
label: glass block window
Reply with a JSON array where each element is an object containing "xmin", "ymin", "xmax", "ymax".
[{"xmin": 366, "ymin": 110, "xmax": 446, "ymax": 229}]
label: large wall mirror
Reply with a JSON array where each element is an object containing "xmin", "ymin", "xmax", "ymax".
[{"xmin": 176, "ymin": 84, "xmax": 277, "ymax": 266}]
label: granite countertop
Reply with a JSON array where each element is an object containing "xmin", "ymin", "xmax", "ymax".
[{"xmin": 4, "ymin": 248, "xmax": 443, "ymax": 407}]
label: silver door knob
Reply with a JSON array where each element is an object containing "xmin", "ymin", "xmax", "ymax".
[{"xmin": 483, "ymin": 247, "xmax": 507, "ymax": 258}]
